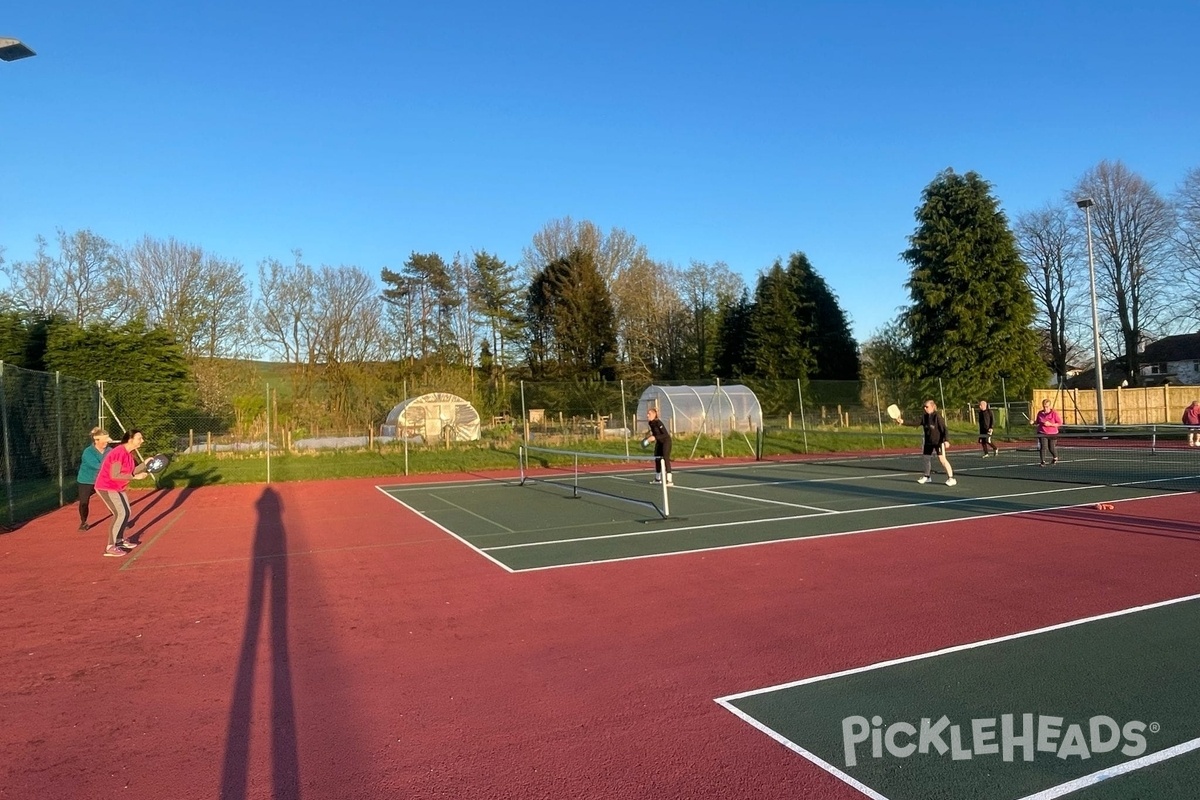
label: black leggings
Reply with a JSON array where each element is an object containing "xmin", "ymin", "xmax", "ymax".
[
  {"xmin": 655, "ymin": 439, "xmax": 673, "ymax": 478},
  {"xmin": 78, "ymin": 482, "xmax": 96, "ymax": 524},
  {"xmin": 1038, "ymin": 435, "xmax": 1058, "ymax": 463}
]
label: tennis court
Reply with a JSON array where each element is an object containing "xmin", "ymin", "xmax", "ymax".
[
  {"xmin": 719, "ymin": 593, "xmax": 1200, "ymax": 800},
  {"xmin": 4, "ymin": 433, "xmax": 1199, "ymax": 800},
  {"xmin": 378, "ymin": 438, "xmax": 1200, "ymax": 571}
]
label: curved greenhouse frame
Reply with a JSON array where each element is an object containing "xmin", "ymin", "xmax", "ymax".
[
  {"xmin": 635, "ymin": 384, "xmax": 762, "ymax": 436},
  {"xmin": 380, "ymin": 392, "xmax": 481, "ymax": 442}
]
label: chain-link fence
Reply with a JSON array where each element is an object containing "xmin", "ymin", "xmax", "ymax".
[
  {"xmin": 0, "ymin": 361, "xmax": 1048, "ymax": 529},
  {"xmin": 0, "ymin": 363, "xmax": 98, "ymax": 527}
]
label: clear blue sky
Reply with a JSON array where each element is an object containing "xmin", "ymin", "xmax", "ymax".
[{"xmin": 2, "ymin": 1, "xmax": 1197, "ymax": 343}]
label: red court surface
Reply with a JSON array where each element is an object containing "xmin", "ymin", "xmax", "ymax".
[{"xmin": 1, "ymin": 475, "xmax": 1198, "ymax": 799}]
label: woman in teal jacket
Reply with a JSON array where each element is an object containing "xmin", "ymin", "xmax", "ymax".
[{"xmin": 76, "ymin": 427, "xmax": 111, "ymax": 530}]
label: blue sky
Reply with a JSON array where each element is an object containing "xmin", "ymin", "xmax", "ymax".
[{"xmin": 2, "ymin": 1, "xmax": 1197, "ymax": 343}]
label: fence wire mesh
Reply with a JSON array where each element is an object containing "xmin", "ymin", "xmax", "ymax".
[{"xmin": 4, "ymin": 360, "xmax": 1194, "ymax": 529}]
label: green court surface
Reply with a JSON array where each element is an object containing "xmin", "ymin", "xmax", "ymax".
[
  {"xmin": 717, "ymin": 594, "xmax": 1200, "ymax": 800},
  {"xmin": 377, "ymin": 456, "xmax": 1192, "ymax": 571}
]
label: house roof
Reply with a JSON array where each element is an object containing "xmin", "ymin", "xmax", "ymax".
[{"xmin": 1141, "ymin": 333, "xmax": 1200, "ymax": 362}]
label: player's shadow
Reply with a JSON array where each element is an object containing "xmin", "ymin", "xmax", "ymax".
[
  {"xmin": 1038, "ymin": 506, "xmax": 1200, "ymax": 542},
  {"xmin": 219, "ymin": 487, "xmax": 301, "ymax": 799}
]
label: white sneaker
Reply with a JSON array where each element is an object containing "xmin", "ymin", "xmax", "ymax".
[
  {"xmin": 917, "ymin": 476, "xmax": 930, "ymax": 484},
  {"xmin": 946, "ymin": 478, "xmax": 957, "ymax": 486},
  {"xmin": 666, "ymin": 475, "xmax": 673, "ymax": 485}
]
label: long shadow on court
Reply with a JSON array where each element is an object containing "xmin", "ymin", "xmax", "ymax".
[
  {"xmin": 1038, "ymin": 506, "xmax": 1200, "ymax": 542},
  {"xmin": 219, "ymin": 487, "xmax": 301, "ymax": 799},
  {"xmin": 683, "ymin": 464, "xmax": 1144, "ymax": 519}
]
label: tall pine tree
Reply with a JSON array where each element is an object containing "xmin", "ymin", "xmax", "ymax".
[
  {"xmin": 902, "ymin": 169, "xmax": 1044, "ymax": 404},
  {"xmin": 783, "ymin": 252, "xmax": 860, "ymax": 380}
]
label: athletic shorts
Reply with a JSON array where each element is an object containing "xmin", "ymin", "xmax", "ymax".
[{"xmin": 923, "ymin": 442, "xmax": 944, "ymax": 456}]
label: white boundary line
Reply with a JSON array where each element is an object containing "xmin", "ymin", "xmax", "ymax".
[
  {"xmin": 715, "ymin": 592, "xmax": 1200, "ymax": 800},
  {"xmin": 373, "ymin": 485, "xmax": 515, "ymax": 573},
  {"xmin": 484, "ymin": 490, "xmax": 1190, "ymax": 572},
  {"xmin": 374, "ymin": 476, "xmax": 1194, "ymax": 574},
  {"xmin": 481, "ymin": 485, "xmax": 1176, "ymax": 551}
]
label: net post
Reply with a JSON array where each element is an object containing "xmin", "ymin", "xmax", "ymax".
[
  {"xmin": 518, "ymin": 445, "xmax": 526, "ymax": 484},
  {"xmin": 572, "ymin": 452, "xmax": 579, "ymax": 498},
  {"xmin": 661, "ymin": 471, "xmax": 670, "ymax": 517}
]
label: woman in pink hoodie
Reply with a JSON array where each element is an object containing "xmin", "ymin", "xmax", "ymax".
[
  {"xmin": 1183, "ymin": 400, "xmax": 1200, "ymax": 447},
  {"xmin": 1034, "ymin": 399, "xmax": 1063, "ymax": 466}
]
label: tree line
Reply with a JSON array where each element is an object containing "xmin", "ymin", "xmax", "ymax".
[{"xmin": 2, "ymin": 158, "xmax": 1198, "ymax": 432}]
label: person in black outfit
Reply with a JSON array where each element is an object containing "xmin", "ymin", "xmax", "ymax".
[
  {"xmin": 645, "ymin": 407, "xmax": 673, "ymax": 485},
  {"xmin": 977, "ymin": 400, "xmax": 999, "ymax": 458},
  {"xmin": 895, "ymin": 399, "xmax": 956, "ymax": 486}
]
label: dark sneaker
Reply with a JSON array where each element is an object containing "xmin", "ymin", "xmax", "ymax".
[
  {"xmin": 103, "ymin": 545, "xmax": 127, "ymax": 557},
  {"xmin": 78, "ymin": 522, "xmax": 90, "ymax": 531},
  {"xmin": 116, "ymin": 539, "xmax": 139, "ymax": 551}
]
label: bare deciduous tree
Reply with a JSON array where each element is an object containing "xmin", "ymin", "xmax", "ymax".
[
  {"xmin": 610, "ymin": 256, "xmax": 676, "ymax": 381},
  {"xmin": 1016, "ymin": 205, "xmax": 1085, "ymax": 383},
  {"xmin": 2, "ymin": 230, "xmax": 122, "ymax": 324},
  {"xmin": 523, "ymin": 217, "xmax": 648, "ymax": 284},
  {"xmin": 674, "ymin": 260, "xmax": 746, "ymax": 377},
  {"xmin": 257, "ymin": 252, "xmax": 318, "ymax": 368},
  {"xmin": 1074, "ymin": 161, "xmax": 1177, "ymax": 384},
  {"xmin": 59, "ymin": 229, "xmax": 121, "ymax": 324},
  {"xmin": 1174, "ymin": 166, "xmax": 1200, "ymax": 325},
  {"xmin": 123, "ymin": 235, "xmax": 251, "ymax": 358}
]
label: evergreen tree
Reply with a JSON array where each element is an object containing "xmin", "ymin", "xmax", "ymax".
[
  {"xmin": 902, "ymin": 169, "xmax": 1044, "ymax": 404},
  {"xmin": 525, "ymin": 249, "xmax": 617, "ymax": 379},
  {"xmin": 43, "ymin": 318, "xmax": 190, "ymax": 449},
  {"xmin": 783, "ymin": 252, "xmax": 860, "ymax": 379},
  {"xmin": 713, "ymin": 289, "xmax": 754, "ymax": 378},
  {"xmin": 748, "ymin": 262, "xmax": 812, "ymax": 378}
]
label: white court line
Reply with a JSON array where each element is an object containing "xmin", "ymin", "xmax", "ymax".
[
  {"xmin": 683, "ymin": 484, "xmax": 837, "ymax": 513},
  {"xmin": 373, "ymin": 485, "xmax": 515, "ymax": 573},
  {"xmin": 482, "ymin": 482, "xmax": 1142, "ymax": 552},
  {"xmin": 487, "ymin": 491, "xmax": 1191, "ymax": 572},
  {"xmin": 716, "ymin": 592, "xmax": 1200, "ymax": 800},
  {"xmin": 430, "ymin": 492, "xmax": 516, "ymax": 533}
]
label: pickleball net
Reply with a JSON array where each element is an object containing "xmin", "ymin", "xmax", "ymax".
[
  {"xmin": 798, "ymin": 426, "xmax": 1200, "ymax": 492},
  {"xmin": 518, "ymin": 445, "xmax": 672, "ymax": 518}
]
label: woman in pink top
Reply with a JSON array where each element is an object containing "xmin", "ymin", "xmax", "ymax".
[
  {"xmin": 1033, "ymin": 399, "xmax": 1062, "ymax": 466},
  {"xmin": 1183, "ymin": 400, "xmax": 1200, "ymax": 448},
  {"xmin": 95, "ymin": 429, "xmax": 149, "ymax": 557}
]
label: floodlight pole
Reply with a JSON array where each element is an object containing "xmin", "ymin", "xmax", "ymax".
[
  {"xmin": 0, "ymin": 37, "xmax": 37, "ymax": 62},
  {"xmin": 1076, "ymin": 198, "xmax": 1106, "ymax": 429}
]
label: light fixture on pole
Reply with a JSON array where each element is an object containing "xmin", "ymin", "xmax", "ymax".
[
  {"xmin": 1076, "ymin": 197, "xmax": 1106, "ymax": 429},
  {"xmin": 0, "ymin": 37, "xmax": 36, "ymax": 61}
]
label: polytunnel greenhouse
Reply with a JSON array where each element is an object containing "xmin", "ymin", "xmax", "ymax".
[
  {"xmin": 380, "ymin": 393, "xmax": 481, "ymax": 442},
  {"xmin": 635, "ymin": 384, "xmax": 762, "ymax": 435}
]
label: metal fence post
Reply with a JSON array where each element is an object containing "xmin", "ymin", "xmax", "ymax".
[
  {"xmin": 1001, "ymin": 377, "xmax": 1010, "ymax": 437},
  {"xmin": 875, "ymin": 377, "xmax": 885, "ymax": 448},
  {"xmin": 796, "ymin": 378, "xmax": 809, "ymax": 454},
  {"xmin": 56, "ymin": 371, "xmax": 64, "ymax": 507},
  {"xmin": 0, "ymin": 362, "xmax": 12, "ymax": 526},
  {"xmin": 265, "ymin": 382, "xmax": 271, "ymax": 485}
]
